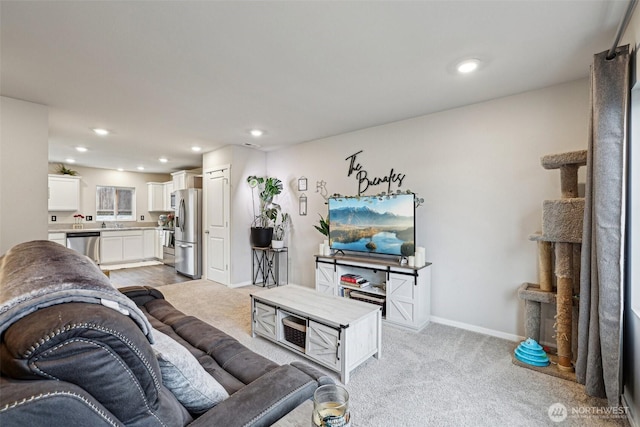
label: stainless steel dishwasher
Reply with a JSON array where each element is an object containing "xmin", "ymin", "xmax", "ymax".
[{"xmin": 66, "ymin": 231, "xmax": 101, "ymax": 263}]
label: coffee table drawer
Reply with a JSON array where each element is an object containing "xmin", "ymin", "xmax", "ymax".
[
  {"xmin": 253, "ymin": 301, "xmax": 277, "ymax": 340},
  {"xmin": 306, "ymin": 320, "xmax": 340, "ymax": 370}
]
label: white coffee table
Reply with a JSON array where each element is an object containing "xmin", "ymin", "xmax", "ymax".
[{"xmin": 251, "ymin": 285, "xmax": 382, "ymax": 384}]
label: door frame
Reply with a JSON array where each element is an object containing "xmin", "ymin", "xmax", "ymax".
[{"xmin": 203, "ymin": 164, "xmax": 231, "ymax": 285}]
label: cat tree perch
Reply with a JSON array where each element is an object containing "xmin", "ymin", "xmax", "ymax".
[{"xmin": 518, "ymin": 150, "xmax": 586, "ymax": 376}]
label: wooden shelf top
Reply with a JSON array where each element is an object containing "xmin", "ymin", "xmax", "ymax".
[{"xmin": 315, "ymin": 253, "xmax": 431, "ymax": 271}]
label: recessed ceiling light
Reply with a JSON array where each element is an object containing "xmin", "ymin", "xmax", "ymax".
[
  {"xmin": 191, "ymin": 146, "xmax": 202, "ymax": 152},
  {"xmin": 65, "ymin": 158, "xmax": 76, "ymax": 163},
  {"xmin": 250, "ymin": 129, "xmax": 264, "ymax": 137},
  {"xmin": 456, "ymin": 59, "xmax": 481, "ymax": 74},
  {"xmin": 137, "ymin": 166, "xmax": 145, "ymax": 171},
  {"xmin": 92, "ymin": 128, "xmax": 110, "ymax": 136},
  {"xmin": 159, "ymin": 157, "xmax": 168, "ymax": 163},
  {"xmin": 117, "ymin": 168, "xmax": 124, "ymax": 172},
  {"xmin": 75, "ymin": 146, "xmax": 88, "ymax": 152}
]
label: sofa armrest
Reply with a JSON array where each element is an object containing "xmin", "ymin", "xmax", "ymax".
[
  {"xmin": 119, "ymin": 285, "xmax": 165, "ymax": 306},
  {"xmin": 0, "ymin": 302, "xmax": 190, "ymax": 427},
  {"xmin": 290, "ymin": 361, "xmax": 335, "ymax": 386},
  {"xmin": 189, "ymin": 363, "xmax": 323, "ymax": 427},
  {"xmin": 0, "ymin": 376, "xmax": 124, "ymax": 427}
]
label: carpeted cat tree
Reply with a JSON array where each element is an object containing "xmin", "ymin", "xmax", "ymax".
[{"xmin": 516, "ymin": 150, "xmax": 586, "ymax": 379}]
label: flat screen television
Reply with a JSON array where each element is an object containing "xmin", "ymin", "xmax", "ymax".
[{"xmin": 328, "ymin": 194, "xmax": 415, "ymax": 257}]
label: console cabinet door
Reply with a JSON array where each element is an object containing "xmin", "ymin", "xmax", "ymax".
[
  {"xmin": 386, "ymin": 272, "xmax": 416, "ymax": 327},
  {"xmin": 253, "ymin": 302, "xmax": 277, "ymax": 340},
  {"xmin": 306, "ymin": 320, "xmax": 340, "ymax": 370},
  {"xmin": 315, "ymin": 263, "xmax": 336, "ymax": 295}
]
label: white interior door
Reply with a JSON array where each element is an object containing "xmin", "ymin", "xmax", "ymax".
[{"xmin": 205, "ymin": 167, "xmax": 230, "ymax": 284}]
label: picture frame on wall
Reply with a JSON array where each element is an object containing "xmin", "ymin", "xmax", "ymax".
[{"xmin": 298, "ymin": 177, "xmax": 307, "ymax": 192}]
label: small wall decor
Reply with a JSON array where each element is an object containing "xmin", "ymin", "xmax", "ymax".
[
  {"xmin": 299, "ymin": 194, "xmax": 308, "ymax": 216},
  {"xmin": 316, "ymin": 180, "xmax": 328, "ymax": 201},
  {"xmin": 298, "ymin": 177, "xmax": 308, "ymax": 191}
]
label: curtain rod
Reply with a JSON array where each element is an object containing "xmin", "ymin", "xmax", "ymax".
[{"xmin": 607, "ymin": 0, "xmax": 638, "ymax": 59}]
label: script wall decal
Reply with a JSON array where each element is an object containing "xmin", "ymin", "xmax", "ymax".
[{"xmin": 345, "ymin": 150, "xmax": 406, "ymax": 196}]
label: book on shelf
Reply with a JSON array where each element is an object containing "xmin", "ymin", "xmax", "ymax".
[{"xmin": 340, "ymin": 274, "xmax": 370, "ymax": 288}]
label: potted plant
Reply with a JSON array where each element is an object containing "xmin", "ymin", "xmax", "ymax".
[
  {"xmin": 314, "ymin": 214, "xmax": 329, "ymax": 237},
  {"xmin": 247, "ymin": 175, "xmax": 283, "ymax": 247},
  {"xmin": 270, "ymin": 212, "xmax": 290, "ymax": 249}
]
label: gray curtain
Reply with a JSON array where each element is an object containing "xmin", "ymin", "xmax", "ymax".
[{"xmin": 576, "ymin": 46, "xmax": 629, "ymax": 407}]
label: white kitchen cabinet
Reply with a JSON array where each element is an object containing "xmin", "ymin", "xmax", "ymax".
[
  {"xmin": 147, "ymin": 182, "xmax": 167, "ymax": 212},
  {"xmin": 100, "ymin": 230, "xmax": 146, "ymax": 264},
  {"xmin": 48, "ymin": 175, "xmax": 81, "ymax": 211},
  {"xmin": 171, "ymin": 170, "xmax": 201, "ymax": 191},
  {"xmin": 143, "ymin": 229, "xmax": 156, "ymax": 259},
  {"xmin": 163, "ymin": 181, "xmax": 174, "ymax": 211},
  {"xmin": 123, "ymin": 235, "xmax": 144, "ymax": 261},
  {"xmin": 100, "ymin": 235, "xmax": 124, "ymax": 264},
  {"xmin": 315, "ymin": 254, "xmax": 432, "ymax": 331},
  {"xmin": 156, "ymin": 229, "xmax": 164, "ymax": 260}
]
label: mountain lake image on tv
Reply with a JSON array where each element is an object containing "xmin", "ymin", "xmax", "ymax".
[{"xmin": 328, "ymin": 194, "xmax": 415, "ymax": 257}]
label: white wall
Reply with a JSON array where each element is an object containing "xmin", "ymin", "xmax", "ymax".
[
  {"xmin": 267, "ymin": 79, "xmax": 589, "ymax": 339},
  {"xmin": 0, "ymin": 97, "xmax": 49, "ymax": 254},
  {"xmin": 47, "ymin": 163, "xmax": 171, "ymax": 226}
]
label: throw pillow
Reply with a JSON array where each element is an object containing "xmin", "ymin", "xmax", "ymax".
[{"xmin": 151, "ymin": 328, "xmax": 229, "ymax": 414}]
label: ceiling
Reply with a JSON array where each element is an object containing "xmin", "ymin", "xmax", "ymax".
[{"xmin": 0, "ymin": 1, "xmax": 629, "ymax": 174}]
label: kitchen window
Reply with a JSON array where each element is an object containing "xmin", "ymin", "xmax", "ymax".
[{"xmin": 96, "ymin": 186, "xmax": 135, "ymax": 221}]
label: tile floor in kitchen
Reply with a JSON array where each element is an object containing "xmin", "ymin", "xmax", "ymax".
[{"xmin": 107, "ymin": 264, "xmax": 192, "ymax": 288}]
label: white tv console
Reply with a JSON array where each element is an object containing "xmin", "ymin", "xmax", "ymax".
[{"xmin": 315, "ymin": 254, "xmax": 431, "ymax": 331}]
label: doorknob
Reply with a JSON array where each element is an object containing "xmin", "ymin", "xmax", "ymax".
[{"xmin": 204, "ymin": 230, "xmax": 210, "ymax": 234}]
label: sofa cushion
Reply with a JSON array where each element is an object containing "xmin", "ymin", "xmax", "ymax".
[
  {"xmin": 141, "ymin": 299, "xmax": 279, "ymax": 391},
  {"xmin": 151, "ymin": 329, "xmax": 229, "ymax": 414}
]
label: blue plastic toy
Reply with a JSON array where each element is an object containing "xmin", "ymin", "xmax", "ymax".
[{"xmin": 514, "ymin": 338, "xmax": 550, "ymax": 367}]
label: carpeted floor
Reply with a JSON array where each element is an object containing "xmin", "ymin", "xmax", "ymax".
[{"xmin": 154, "ymin": 280, "xmax": 629, "ymax": 427}]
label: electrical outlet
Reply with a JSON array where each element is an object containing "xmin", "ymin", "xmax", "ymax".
[
  {"xmin": 140, "ymin": 215, "xmax": 145, "ymax": 221},
  {"xmin": 86, "ymin": 215, "xmax": 93, "ymax": 221},
  {"xmin": 51, "ymin": 215, "xmax": 57, "ymax": 222}
]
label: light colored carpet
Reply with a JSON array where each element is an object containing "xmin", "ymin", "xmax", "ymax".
[{"xmin": 157, "ymin": 280, "xmax": 629, "ymax": 427}]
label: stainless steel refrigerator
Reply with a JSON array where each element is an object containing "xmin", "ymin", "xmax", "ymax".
[{"xmin": 174, "ymin": 188, "xmax": 202, "ymax": 279}]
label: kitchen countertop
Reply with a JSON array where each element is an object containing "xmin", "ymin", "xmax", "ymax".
[{"xmin": 48, "ymin": 226, "xmax": 162, "ymax": 233}]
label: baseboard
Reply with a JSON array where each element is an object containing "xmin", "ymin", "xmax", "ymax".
[
  {"xmin": 623, "ymin": 393, "xmax": 639, "ymax": 427},
  {"xmin": 227, "ymin": 280, "xmax": 252, "ymax": 289},
  {"xmin": 430, "ymin": 315, "xmax": 523, "ymax": 343},
  {"xmin": 227, "ymin": 281, "xmax": 307, "ymax": 289}
]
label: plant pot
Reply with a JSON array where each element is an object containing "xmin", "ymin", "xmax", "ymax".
[
  {"xmin": 271, "ymin": 240, "xmax": 284, "ymax": 249},
  {"xmin": 250, "ymin": 227, "xmax": 273, "ymax": 248}
]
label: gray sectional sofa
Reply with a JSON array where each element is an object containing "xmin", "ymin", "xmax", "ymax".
[{"xmin": 0, "ymin": 240, "xmax": 331, "ymax": 426}]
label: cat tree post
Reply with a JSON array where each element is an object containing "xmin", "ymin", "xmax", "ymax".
[
  {"xmin": 538, "ymin": 241, "xmax": 553, "ymax": 292},
  {"xmin": 555, "ymin": 242, "xmax": 574, "ymax": 371}
]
